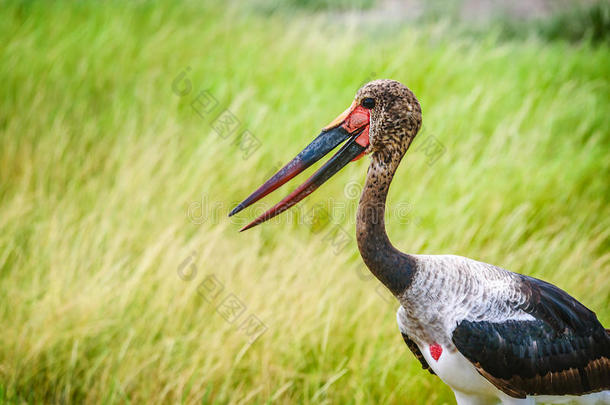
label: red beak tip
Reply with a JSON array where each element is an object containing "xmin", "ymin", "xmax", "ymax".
[{"xmin": 239, "ymin": 222, "xmax": 257, "ymax": 232}]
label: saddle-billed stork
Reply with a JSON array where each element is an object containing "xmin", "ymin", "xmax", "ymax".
[{"xmin": 229, "ymin": 80, "xmax": 610, "ymax": 404}]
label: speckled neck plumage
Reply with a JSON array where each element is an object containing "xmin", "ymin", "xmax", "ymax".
[
  {"xmin": 354, "ymin": 79, "xmax": 422, "ymax": 297},
  {"xmin": 356, "ymin": 150, "xmax": 417, "ymax": 296}
]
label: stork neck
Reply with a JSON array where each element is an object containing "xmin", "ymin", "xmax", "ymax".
[{"xmin": 356, "ymin": 151, "xmax": 416, "ymax": 296}]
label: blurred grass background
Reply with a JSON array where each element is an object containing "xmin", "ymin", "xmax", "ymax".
[{"xmin": 0, "ymin": 0, "xmax": 609, "ymax": 403}]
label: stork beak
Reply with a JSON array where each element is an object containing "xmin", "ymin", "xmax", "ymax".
[{"xmin": 229, "ymin": 100, "xmax": 371, "ymax": 231}]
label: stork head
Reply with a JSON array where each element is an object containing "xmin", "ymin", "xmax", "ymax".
[
  {"xmin": 229, "ymin": 79, "xmax": 422, "ymax": 231},
  {"xmin": 356, "ymin": 79, "xmax": 421, "ymax": 158}
]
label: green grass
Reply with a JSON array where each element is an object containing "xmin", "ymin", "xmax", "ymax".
[
  {"xmin": 0, "ymin": 1, "xmax": 609, "ymax": 404},
  {"xmin": 488, "ymin": 0, "xmax": 610, "ymax": 44}
]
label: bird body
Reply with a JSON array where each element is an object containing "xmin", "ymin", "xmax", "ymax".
[
  {"xmin": 231, "ymin": 79, "xmax": 610, "ymax": 404},
  {"xmin": 396, "ymin": 254, "xmax": 610, "ymax": 404}
]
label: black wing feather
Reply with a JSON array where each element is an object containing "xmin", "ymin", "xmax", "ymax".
[
  {"xmin": 400, "ymin": 332, "xmax": 435, "ymax": 375},
  {"xmin": 452, "ymin": 274, "xmax": 610, "ymax": 398}
]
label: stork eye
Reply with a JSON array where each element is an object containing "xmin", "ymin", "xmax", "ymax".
[{"xmin": 361, "ymin": 98, "xmax": 375, "ymax": 109}]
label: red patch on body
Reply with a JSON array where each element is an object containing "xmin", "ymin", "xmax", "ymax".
[{"xmin": 429, "ymin": 343, "xmax": 442, "ymax": 361}]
